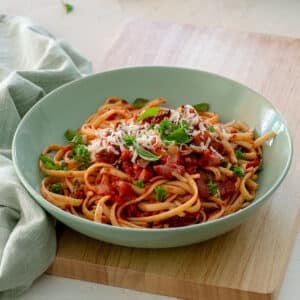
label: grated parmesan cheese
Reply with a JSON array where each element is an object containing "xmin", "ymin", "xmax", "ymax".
[{"xmin": 87, "ymin": 105, "xmax": 223, "ymax": 162}]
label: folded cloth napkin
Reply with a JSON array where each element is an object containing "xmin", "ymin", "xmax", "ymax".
[{"xmin": 0, "ymin": 15, "xmax": 92, "ymax": 298}]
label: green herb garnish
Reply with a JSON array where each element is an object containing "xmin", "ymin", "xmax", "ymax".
[
  {"xmin": 132, "ymin": 98, "xmax": 150, "ymax": 108},
  {"xmin": 59, "ymin": 160, "xmax": 68, "ymax": 170},
  {"xmin": 62, "ymin": 2, "xmax": 74, "ymax": 14},
  {"xmin": 208, "ymin": 125, "xmax": 215, "ymax": 133},
  {"xmin": 40, "ymin": 154, "xmax": 68, "ymax": 170},
  {"xmin": 207, "ymin": 176, "xmax": 218, "ymax": 195},
  {"xmin": 157, "ymin": 118, "xmax": 171, "ymax": 135},
  {"xmin": 40, "ymin": 154, "xmax": 58, "ymax": 170},
  {"xmin": 72, "ymin": 144, "xmax": 91, "ymax": 169},
  {"xmin": 155, "ymin": 186, "xmax": 167, "ymax": 202},
  {"xmin": 71, "ymin": 134, "xmax": 84, "ymax": 145},
  {"xmin": 137, "ymin": 107, "xmax": 160, "ymax": 122},
  {"xmin": 124, "ymin": 135, "xmax": 136, "ymax": 146},
  {"xmin": 235, "ymin": 148, "xmax": 245, "ymax": 160},
  {"xmin": 193, "ymin": 103, "xmax": 209, "ymax": 112},
  {"xmin": 133, "ymin": 180, "xmax": 145, "ymax": 188},
  {"xmin": 231, "ymin": 164, "xmax": 244, "ymax": 177},
  {"xmin": 135, "ymin": 146, "xmax": 161, "ymax": 161},
  {"xmin": 66, "ymin": 132, "xmax": 91, "ymax": 169},
  {"xmin": 64, "ymin": 129, "xmax": 77, "ymax": 141},
  {"xmin": 50, "ymin": 183, "xmax": 63, "ymax": 194},
  {"xmin": 157, "ymin": 118, "xmax": 191, "ymax": 145},
  {"xmin": 164, "ymin": 127, "xmax": 191, "ymax": 144},
  {"xmin": 123, "ymin": 136, "xmax": 161, "ymax": 161}
]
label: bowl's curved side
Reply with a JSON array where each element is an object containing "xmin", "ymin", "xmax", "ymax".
[{"xmin": 12, "ymin": 66, "xmax": 293, "ymax": 248}]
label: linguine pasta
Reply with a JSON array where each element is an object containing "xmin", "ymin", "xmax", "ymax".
[{"xmin": 39, "ymin": 96, "xmax": 275, "ymax": 228}]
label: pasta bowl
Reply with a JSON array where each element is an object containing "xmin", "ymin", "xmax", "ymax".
[{"xmin": 12, "ymin": 66, "xmax": 292, "ymax": 248}]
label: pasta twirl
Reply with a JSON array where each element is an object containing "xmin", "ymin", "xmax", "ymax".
[{"xmin": 39, "ymin": 96, "xmax": 275, "ymax": 228}]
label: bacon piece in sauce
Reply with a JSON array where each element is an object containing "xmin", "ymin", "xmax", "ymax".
[
  {"xmin": 153, "ymin": 163, "xmax": 185, "ymax": 178},
  {"xmin": 218, "ymin": 180, "xmax": 236, "ymax": 199},
  {"xmin": 96, "ymin": 150, "xmax": 118, "ymax": 164},
  {"xmin": 246, "ymin": 158, "xmax": 260, "ymax": 169},
  {"xmin": 198, "ymin": 149, "xmax": 222, "ymax": 167},
  {"xmin": 111, "ymin": 180, "xmax": 135, "ymax": 204},
  {"xmin": 195, "ymin": 172, "xmax": 209, "ymax": 199}
]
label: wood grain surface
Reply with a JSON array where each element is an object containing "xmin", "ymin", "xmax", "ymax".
[{"xmin": 47, "ymin": 20, "xmax": 300, "ymax": 300}]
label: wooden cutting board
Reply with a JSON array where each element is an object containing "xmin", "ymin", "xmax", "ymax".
[{"xmin": 47, "ymin": 20, "xmax": 300, "ymax": 300}]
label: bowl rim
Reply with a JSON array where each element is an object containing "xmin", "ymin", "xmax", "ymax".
[{"xmin": 12, "ymin": 65, "xmax": 293, "ymax": 233}]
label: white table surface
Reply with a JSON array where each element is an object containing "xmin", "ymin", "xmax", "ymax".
[{"xmin": 2, "ymin": 1, "xmax": 300, "ymax": 299}]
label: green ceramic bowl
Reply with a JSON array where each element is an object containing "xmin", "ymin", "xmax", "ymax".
[{"xmin": 12, "ymin": 66, "xmax": 292, "ymax": 248}]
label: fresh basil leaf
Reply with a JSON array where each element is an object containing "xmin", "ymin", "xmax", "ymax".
[
  {"xmin": 132, "ymin": 98, "xmax": 150, "ymax": 108},
  {"xmin": 64, "ymin": 129, "xmax": 77, "ymax": 141},
  {"xmin": 71, "ymin": 134, "xmax": 84, "ymax": 145},
  {"xmin": 158, "ymin": 118, "xmax": 191, "ymax": 145},
  {"xmin": 180, "ymin": 120, "xmax": 190, "ymax": 130},
  {"xmin": 157, "ymin": 118, "xmax": 172, "ymax": 137},
  {"xmin": 193, "ymin": 103, "xmax": 209, "ymax": 112},
  {"xmin": 137, "ymin": 107, "xmax": 160, "ymax": 122},
  {"xmin": 135, "ymin": 146, "xmax": 161, "ymax": 161},
  {"xmin": 40, "ymin": 154, "xmax": 58, "ymax": 170},
  {"xmin": 165, "ymin": 127, "xmax": 192, "ymax": 145}
]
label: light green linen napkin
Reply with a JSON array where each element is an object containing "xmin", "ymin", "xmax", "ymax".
[{"xmin": 0, "ymin": 15, "xmax": 92, "ymax": 299}]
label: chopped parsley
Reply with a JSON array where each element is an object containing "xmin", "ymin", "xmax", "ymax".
[
  {"xmin": 67, "ymin": 133, "xmax": 91, "ymax": 169},
  {"xmin": 72, "ymin": 144, "xmax": 91, "ymax": 169},
  {"xmin": 133, "ymin": 180, "xmax": 145, "ymax": 188},
  {"xmin": 132, "ymin": 98, "xmax": 150, "ymax": 108},
  {"xmin": 124, "ymin": 135, "xmax": 136, "ymax": 146},
  {"xmin": 231, "ymin": 164, "xmax": 244, "ymax": 177},
  {"xmin": 62, "ymin": 2, "xmax": 74, "ymax": 14},
  {"xmin": 207, "ymin": 176, "xmax": 218, "ymax": 195},
  {"xmin": 155, "ymin": 186, "xmax": 167, "ymax": 202},
  {"xmin": 137, "ymin": 107, "xmax": 160, "ymax": 122},
  {"xmin": 50, "ymin": 183, "xmax": 63, "ymax": 194},
  {"xmin": 193, "ymin": 103, "xmax": 209, "ymax": 112},
  {"xmin": 208, "ymin": 125, "xmax": 215, "ymax": 133},
  {"xmin": 235, "ymin": 148, "xmax": 245, "ymax": 160},
  {"xmin": 70, "ymin": 134, "xmax": 84, "ymax": 145},
  {"xmin": 157, "ymin": 118, "xmax": 191, "ymax": 145},
  {"xmin": 60, "ymin": 161, "xmax": 68, "ymax": 170}
]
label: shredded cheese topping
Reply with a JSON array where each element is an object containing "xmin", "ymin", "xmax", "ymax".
[{"xmin": 87, "ymin": 105, "xmax": 224, "ymax": 162}]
